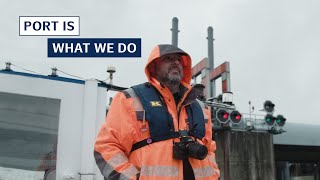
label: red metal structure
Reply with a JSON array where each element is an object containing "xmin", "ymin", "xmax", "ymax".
[{"xmin": 192, "ymin": 58, "xmax": 231, "ymax": 95}]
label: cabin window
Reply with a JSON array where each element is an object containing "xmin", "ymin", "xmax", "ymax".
[{"xmin": 0, "ymin": 92, "xmax": 60, "ymax": 180}]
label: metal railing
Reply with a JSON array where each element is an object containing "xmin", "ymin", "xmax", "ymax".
[{"xmin": 206, "ymin": 101, "xmax": 285, "ymax": 134}]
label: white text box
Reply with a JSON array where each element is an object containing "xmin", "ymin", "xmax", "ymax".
[{"xmin": 19, "ymin": 16, "xmax": 80, "ymax": 36}]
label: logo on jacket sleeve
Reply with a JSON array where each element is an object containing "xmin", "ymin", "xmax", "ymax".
[{"xmin": 150, "ymin": 101, "xmax": 162, "ymax": 107}]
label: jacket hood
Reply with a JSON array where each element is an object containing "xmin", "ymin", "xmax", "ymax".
[{"xmin": 145, "ymin": 44, "xmax": 192, "ymax": 85}]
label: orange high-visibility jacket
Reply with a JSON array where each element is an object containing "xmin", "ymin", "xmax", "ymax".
[{"xmin": 94, "ymin": 44, "xmax": 220, "ymax": 180}]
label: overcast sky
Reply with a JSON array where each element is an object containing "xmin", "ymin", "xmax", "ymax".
[{"xmin": 1, "ymin": 0, "xmax": 320, "ymax": 125}]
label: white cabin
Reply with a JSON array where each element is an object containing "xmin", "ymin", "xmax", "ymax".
[{"xmin": 0, "ymin": 69, "xmax": 123, "ymax": 180}]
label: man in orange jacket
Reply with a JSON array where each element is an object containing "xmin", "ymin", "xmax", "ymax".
[{"xmin": 94, "ymin": 44, "xmax": 220, "ymax": 180}]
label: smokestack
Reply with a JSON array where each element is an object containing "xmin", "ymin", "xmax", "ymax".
[
  {"xmin": 206, "ymin": 26, "xmax": 215, "ymax": 98},
  {"xmin": 171, "ymin": 17, "xmax": 179, "ymax": 47}
]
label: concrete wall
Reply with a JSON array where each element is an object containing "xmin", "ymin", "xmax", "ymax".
[{"xmin": 215, "ymin": 130, "xmax": 275, "ymax": 180}]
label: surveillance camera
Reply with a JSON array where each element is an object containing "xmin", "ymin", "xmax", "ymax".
[{"xmin": 107, "ymin": 66, "xmax": 116, "ymax": 73}]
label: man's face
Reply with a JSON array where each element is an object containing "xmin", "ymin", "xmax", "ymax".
[{"xmin": 154, "ymin": 54, "xmax": 183, "ymax": 85}]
